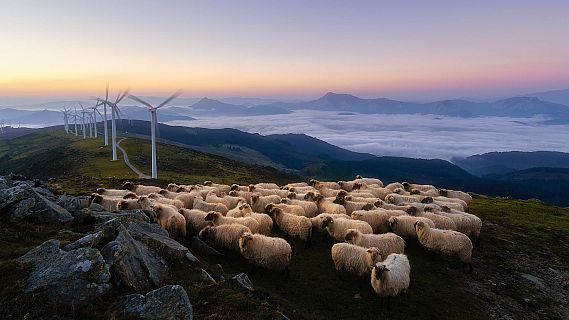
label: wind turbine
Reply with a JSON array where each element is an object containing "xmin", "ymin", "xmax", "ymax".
[
  {"xmin": 61, "ymin": 109, "xmax": 70, "ymax": 133},
  {"xmin": 88, "ymin": 101, "xmax": 104, "ymax": 138},
  {"xmin": 73, "ymin": 106, "xmax": 79, "ymax": 136},
  {"xmin": 129, "ymin": 91, "xmax": 182, "ymax": 179},
  {"xmin": 98, "ymin": 89, "xmax": 130, "ymax": 160}
]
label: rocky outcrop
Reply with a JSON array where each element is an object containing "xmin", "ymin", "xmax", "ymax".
[
  {"xmin": 0, "ymin": 176, "xmax": 73, "ymax": 224},
  {"xmin": 108, "ymin": 285, "xmax": 193, "ymax": 320},
  {"xmin": 18, "ymin": 239, "xmax": 111, "ymax": 306}
]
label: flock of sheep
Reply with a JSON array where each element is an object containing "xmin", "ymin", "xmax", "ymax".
[{"xmin": 91, "ymin": 175, "xmax": 479, "ymax": 305}]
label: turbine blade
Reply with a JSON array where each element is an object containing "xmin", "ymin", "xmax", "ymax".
[
  {"xmin": 129, "ymin": 94, "xmax": 154, "ymax": 109},
  {"xmin": 156, "ymin": 90, "xmax": 183, "ymax": 109},
  {"xmin": 105, "ymin": 83, "xmax": 109, "ymax": 101},
  {"xmin": 117, "ymin": 87, "xmax": 131, "ymax": 103}
]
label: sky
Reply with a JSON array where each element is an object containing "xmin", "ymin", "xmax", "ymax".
[{"xmin": 1, "ymin": 0, "xmax": 569, "ymax": 104}]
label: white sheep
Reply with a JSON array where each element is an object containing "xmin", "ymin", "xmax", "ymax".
[
  {"xmin": 199, "ymin": 224, "xmax": 251, "ymax": 252},
  {"xmin": 281, "ymin": 198, "xmax": 319, "ymax": 218},
  {"xmin": 321, "ymin": 216, "xmax": 373, "ymax": 241},
  {"xmin": 439, "ymin": 189, "xmax": 472, "ymax": 207},
  {"xmin": 334, "ymin": 196, "xmax": 375, "ymax": 215},
  {"xmin": 375, "ymin": 200, "xmax": 412, "ymax": 211},
  {"xmin": 371, "ymin": 253, "xmax": 410, "ymax": 307},
  {"xmin": 406, "ymin": 206, "xmax": 456, "ymax": 231},
  {"xmin": 251, "ymin": 187, "xmax": 290, "ymax": 198},
  {"xmin": 415, "ymin": 221, "xmax": 473, "ymax": 272},
  {"xmin": 436, "ymin": 207, "xmax": 482, "ymax": 244},
  {"xmin": 179, "ymin": 208, "xmax": 211, "ymax": 235},
  {"xmin": 344, "ymin": 195, "xmax": 377, "ymax": 204},
  {"xmin": 352, "ymin": 208, "xmax": 408, "ymax": 233},
  {"xmin": 331, "ymin": 243, "xmax": 382, "ymax": 276},
  {"xmin": 344, "ymin": 229, "xmax": 405, "ymax": 258},
  {"xmin": 90, "ymin": 194, "xmax": 121, "ymax": 212},
  {"xmin": 264, "ymin": 202, "xmax": 306, "ymax": 216},
  {"xmin": 204, "ymin": 211, "xmax": 260, "ymax": 233},
  {"xmin": 251, "ymin": 194, "xmax": 281, "ymax": 213},
  {"xmin": 283, "ymin": 182, "xmax": 309, "ymax": 188},
  {"xmin": 384, "ymin": 182, "xmax": 405, "ymax": 192},
  {"xmin": 402, "ymin": 182, "xmax": 437, "ymax": 192},
  {"xmin": 148, "ymin": 193, "xmax": 184, "ymax": 209},
  {"xmin": 309, "ymin": 179, "xmax": 341, "ymax": 190},
  {"xmin": 267, "ymin": 207, "xmax": 312, "ymax": 243},
  {"xmin": 310, "ymin": 213, "xmax": 351, "ymax": 232},
  {"xmin": 152, "ymin": 204, "xmax": 187, "ymax": 239},
  {"xmin": 239, "ymin": 232, "xmax": 291, "ymax": 273},
  {"xmin": 313, "ymin": 194, "xmax": 347, "ymax": 215},
  {"xmin": 354, "ymin": 175, "xmax": 384, "ymax": 187},
  {"xmin": 122, "ymin": 182, "xmax": 162, "ymax": 195},
  {"xmin": 193, "ymin": 198, "xmax": 229, "ymax": 214},
  {"xmin": 96, "ymin": 188, "xmax": 133, "ymax": 198},
  {"xmin": 388, "ymin": 215, "xmax": 434, "ymax": 238},
  {"xmin": 203, "ymin": 181, "xmax": 232, "ymax": 194}
]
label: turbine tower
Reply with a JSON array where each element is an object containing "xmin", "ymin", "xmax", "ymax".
[
  {"xmin": 129, "ymin": 91, "xmax": 182, "ymax": 179},
  {"xmin": 98, "ymin": 89, "xmax": 130, "ymax": 161},
  {"xmin": 73, "ymin": 106, "xmax": 79, "ymax": 136}
]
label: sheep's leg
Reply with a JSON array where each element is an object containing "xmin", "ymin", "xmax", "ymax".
[{"xmin": 304, "ymin": 236, "xmax": 312, "ymax": 250}]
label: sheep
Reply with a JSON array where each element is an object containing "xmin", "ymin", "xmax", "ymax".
[
  {"xmin": 117, "ymin": 198, "xmax": 144, "ymax": 211},
  {"xmin": 239, "ymin": 232, "xmax": 291, "ymax": 273},
  {"xmin": 385, "ymin": 193, "xmax": 424, "ymax": 206},
  {"xmin": 315, "ymin": 185, "xmax": 344, "ymax": 198},
  {"xmin": 173, "ymin": 192, "xmax": 199, "ymax": 209},
  {"xmin": 230, "ymin": 184, "xmax": 250, "ymax": 192},
  {"xmin": 226, "ymin": 200, "xmax": 249, "ymax": 217},
  {"xmin": 415, "ymin": 221, "xmax": 473, "ymax": 272},
  {"xmin": 309, "ymin": 179, "xmax": 341, "ymax": 190},
  {"xmin": 282, "ymin": 182, "xmax": 309, "ymax": 188},
  {"xmin": 254, "ymin": 182, "xmax": 280, "ymax": 190},
  {"xmin": 222, "ymin": 194, "xmax": 247, "ymax": 210},
  {"xmin": 351, "ymin": 210, "xmax": 392, "ymax": 234},
  {"xmin": 430, "ymin": 207, "xmax": 474, "ymax": 237},
  {"xmin": 264, "ymin": 203, "xmax": 305, "ymax": 217},
  {"xmin": 204, "ymin": 211, "xmax": 260, "ymax": 233},
  {"xmin": 313, "ymin": 194, "xmax": 347, "ymax": 215},
  {"xmin": 268, "ymin": 207, "xmax": 312, "ymax": 243},
  {"xmin": 123, "ymin": 182, "xmax": 162, "ymax": 196},
  {"xmin": 90, "ymin": 194, "xmax": 121, "ymax": 212},
  {"xmin": 436, "ymin": 207, "xmax": 482, "ymax": 244},
  {"xmin": 406, "ymin": 206, "xmax": 456, "ymax": 230},
  {"xmin": 228, "ymin": 190, "xmax": 252, "ymax": 204},
  {"xmin": 147, "ymin": 193, "xmax": 184, "ymax": 209},
  {"xmin": 432, "ymin": 196, "xmax": 468, "ymax": 210},
  {"xmin": 334, "ymin": 196, "xmax": 375, "ymax": 215},
  {"xmin": 421, "ymin": 196, "xmax": 465, "ymax": 212},
  {"xmin": 331, "ymin": 243, "xmax": 382, "ymax": 276},
  {"xmin": 370, "ymin": 253, "xmax": 410, "ymax": 307},
  {"xmin": 152, "ymin": 204, "xmax": 187, "ymax": 239},
  {"xmin": 199, "ymin": 224, "xmax": 251, "ymax": 252},
  {"xmin": 178, "ymin": 208, "xmax": 211, "ymax": 235},
  {"xmin": 310, "ymin": 213, "xmax": 351, "ymax": 231},
  {"xmin": 321, "ymin": 216, "xmax": 373, "ymax": 241},
  {"xmin": 345, "ymin": 229, "xmax": 405, "ymax": 257},
  {"xmin": 402, "ymin": 182, "xmax": 437, "ymax": 192},
  {"xmin": 96, "ymin": 188, "xmax": 133, "ymax": 198},
  {"xmin": 205, "ymin": 192, "xmax": 231, "ymax": 208},
  {"xmin": 439, "ymin": 189, "xmax": 472, "ymax": 207},
  {"xmin": 203, "ymin": 181, "xmax": 232, "ymax": 194},
  {"xmin": 157, "ymin": 189, "xmax": 181, "ymax": 200},
  {"xmin": 388, "ymin": 215, "xmax": 434, "ymax": 238},
  {"xmin": 355, "ymin": 175, "xmax": 384, "ymax": 187},
  {"xmin": 375, "ymin": 200, "xmax": 412, "ymax": 211},
  {"xmin": 233, "ymin": 203, "xmax": 273, "ymax": 235},
  {"xmin": 338, "ymin": 180, "xmax": 363, "ymax": 192},
  {"xmin": 285, "ymin": 192, "xmax": 308, "ymax": 200},
  {"xmin": 193, "ymin": 198, "xmax": 228, "ymax": 214},
  {"xmin": 280, "ymin": 198, "xmax": 319, "ymax": 218},
  {"xmin": 384, "ymin": 182, "xmax": 404, "ymax": 192},
  {"xmin": 344, "ymin": 195, "xmax": 377, "ymax": 204},
  {"xmin": 251, "ymin": 194, "xmax": 281, "ymax": 213}
]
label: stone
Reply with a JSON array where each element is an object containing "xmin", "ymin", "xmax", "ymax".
[
  {"xmin": 189, "ymin": 236, "xmax": 222, "ymax": 256},
  {"xmin": 89, "ymin": 203, "xmax": 105, "ymax": 212},
  {"xmin": 199, "ymin": 268, "xmax": 217, "ymax": 284},
  {"xmin": 231, "ymin": 273, "xmax": 254, "ymax": 291},
  {"xmin": 89, "ymin": 209, "xmax": 153, "ymax": 224},
  {"xmin": 57, "ymin": 194, "xmax": 91, "ymax": 212},
  {"xmin": 109, "ymin": 285, "xmax": 193, "ymax": 320},
  {"xmin": 0, "ymin": 184, "xmax": 73, "ymax": 224},
  {"xmin": 127, "ymin": 220, "xmax": 188, "ymax": 261},
  {"xmin": 185, "ymin": 251, "xmax": 199, "ymax": 263},
  {"xmin": 18, "ymin": 239, "xmax": 111, "ymax": 306}
]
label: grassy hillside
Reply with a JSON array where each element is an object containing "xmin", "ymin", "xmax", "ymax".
[{"xmin": 0, "ymin": 130, "xmax": 300, "ymax": 194}]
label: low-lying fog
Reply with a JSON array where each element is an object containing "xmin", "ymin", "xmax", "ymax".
[{"xmin": 167, "ymin": 110, "xmax": 569, "ymax": 160}]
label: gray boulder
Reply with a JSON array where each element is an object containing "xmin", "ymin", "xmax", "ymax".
[
  {"xmin": 0, "ymin": 184, "xmax": 73, "ymax": 224},
  {"xmin": 189, "ymin": 236, "xmax": 222, "ymax": 256},
  {"xmin": 18, "ymin": 239, "xmax": 111, "ymax": 306},
  {"xmin": 109, "ymin": 285, "xmax": 193, "ymax": 320},
  {"xmin": 90, "ymin": 209, "xmax": 154, "ymax": 224},
  {"xmin": 57, "ymin": 194, "xmax": 91, "ymax": 212},
  {"xmin": 231, "ymin": 273, "xmax": 254, "ymax": 291},
  {"xmin": 127, "ymin": 220, "xmax": 188, "ymax": 261}
]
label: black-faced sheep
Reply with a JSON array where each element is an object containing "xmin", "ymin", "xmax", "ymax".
[
  {"xmin": 204, "ymin": 211, "xmax": 260, "ymax": 233},
  {"xmin": 371, "ymin": 253, "xmax": 410, "ymax": 307},
  {"xmin": 268, "ymin": 207, "xmax": 312, "ymax": 243},
  {"xmin": 264, "ymin": 202, "xmax": 305, "ymax": 216},
  {"xmin": 331, "ymin": 243, "xmax": 382, "ymax": 276},
  {"xmin": 152, "ymin": 204, "xmax": 187, "ymax": 239},
  {"xmin": 321, "ymin": 216, "xmax": 373, "ymax": 241},
  {"xmin": 251, "ymin": 194, "xmax": 281, "ymax": 213},
  {"xmin": 388, "ymin": 215, "xmax": 434, "ymax": 238},
  {"xmin": 199, "ymin": 224, "xmax": 251, "ymax": 252},
  {"xmin": 345, "ymin": 229, "xmax": 405, "ymax": 258},
  {"xmin": 313, "ymin": 194, "xmax": 347, "ymax": 215},
  {"xmin": 178, "ymin": 208, "xmax": 211, "ymax": 235},
  {"xmin": 239, "ymin": 232, "xmax": 291, "ymax": 272},
  {"xmin": 122, "ymin": 182, "xmax": 162, "ymax": 196}
]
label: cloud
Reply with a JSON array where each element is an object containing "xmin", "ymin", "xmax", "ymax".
[{"xmin": 167, "ymin": 110, "xmax": 569, "ymax": 160}]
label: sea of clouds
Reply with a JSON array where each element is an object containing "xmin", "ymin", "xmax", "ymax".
[{"xmin": 167, "ymin": 110, "xmax": 569, "ymax": 160}]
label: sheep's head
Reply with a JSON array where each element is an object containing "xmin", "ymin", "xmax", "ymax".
[
  {"xmin": 158, "ymin": 189, "xmax": 169, "ymax": 196},
  {"xmin": 414, "ymin": 220, "xmax": 428, "ymax": 233},
  {"xmin": 308, "ymin": 179, "xmax": 318, "ymax": 187},
  {"xmin": 313, "ymin": 194, "xmax": 325, "ymax": 203},
  {"xmin": 424, "ymin": 206, "xmax": 434, "ymax": 213},
  {"xmin": 203, "ymin": 180, "xmax": 213, "ymax": 186},
  {"xmin": 117, "ymin": 200, "xmax": 129, "ymax": 210},
  {"xmin": 204, "ymin": 211, "xmax": 219, "ymax": 222},
  {"xmin": 385, "ymin": 195, "xmax": 396, "ymax": 204},
  {"xmin": 372, "ymin": 263, "xmax": 390, "ymax": 280},
  {"xmin": 355, "ymin": 175, "xmax": 363, "ymax": 179},
  {"xmin": 267, "ymin": 207, "xmax": 281, "ymax": 218},
  {"xmin": 123, "ymin": 192, "xmax": 137, "ymax": 199},
  {"xmin": 362, "ymin": 203, "xmax": 375, "ymax": 211},
  {"xmin": 333, "ymin": 196, "xmax": 345, "ymax": 205},
  {"xmin": 393, "ymin": 188, "xmax": 405, "ymax": 195},
  {"xmin": 228, "ymin": 190, "xmax": 239, "ymax": 197},
  {"xmin": 366, "ymin": 247, "xmax": 382, "ymax": 265},
  {"xmin": 199, "ymin": 226, "xmax": 211, "ymax": 239},
  {"xmin": 374, "ymin": 199, "xmax": 384, "ymax": 207},
  {"xmin": 321, "ymin": 216, "xmax": 334, "ymax": 229},
  {"xmin": 264, "ymin": 203, "xmax": 275, "ymax": 214},
  {"xmin": 123, "ymin": 182, "xmax": 135, "ymax": 191},
  {"xmin": 286, "ymin": 192, "xmax": 296, "ymax": 199},
  {"xmin": 239, "ymin": 203, "xmax": 252, "ymax": 212},
  {"xmin": 230, "ymin": 184, "xmax": 240, "ymax": 191},
  {"xmin": 167, "ymin": 183, "xmax": 179, "ymax": 191},
  {"xmin": 402, "ymin": 182, "xmax": 411, "ymax": 192},
  {"xmin": 248, "ymin": 185, "xmax": 256, "ymax": 192},
  {"xmin": 388, "ymin": 216, "xmax": 398, "ymax": 230},
  {"xmin": 148, "ymin": 193, "xmax": 161, "ymax": 200},
  {"xmin": 410, "ymin": 189, "xmax": 420, "ymax": 195},
  {"xmin": 353, "ymin": 182, "xmax": 364, "ymax": 190},
  {"xmin": 96, "ymin": 188, "xmax": 106, "ymax": 195},
  {"xmin": 439, "ymin": 189, "xmax": 448, "ymax": 197},
  {"xmin": 304, "ymin": 191, "xmax": 316, "ymax": 201},
  {"xmin": 280, "ymin": 198, "xmax": 288, "ymax": 204},
  {"xmin": 91, "ymin": 194, "xmax": 104, "ymax": 204},
  {"xmin": 406, "ymin": 206, "xmax": 418, "ymax": 216},
  {"xmin": 239, "ymin": 232, "xmax": 254, "ymax": 249},
  {"xmin": 421, "ymin": 196, "xmax": 434, "ymax": 204},
  {"xmin": 251, "ymin": 194, "xmax": 260, "ymax": 204},
  {"xmin": 441, "ymin": 206, "xmax": 451, "ymax": 213},
  {"xmin": 344, "ymin": 229, "xmax": 359, "ymax": 242}
]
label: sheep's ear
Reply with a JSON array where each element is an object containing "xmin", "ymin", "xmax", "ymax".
[{"xmin": 384, "ymin": 268, "xmax": 390, "ymax": 272}]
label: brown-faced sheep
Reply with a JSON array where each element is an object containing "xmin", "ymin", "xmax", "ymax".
[
  {"xmin": 90, "ymin": 194, "xmax": 121, "ymax": 212},
  {"xmin": 310, "ymin": 213, "xmax": 352, "ymax": 232}
]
